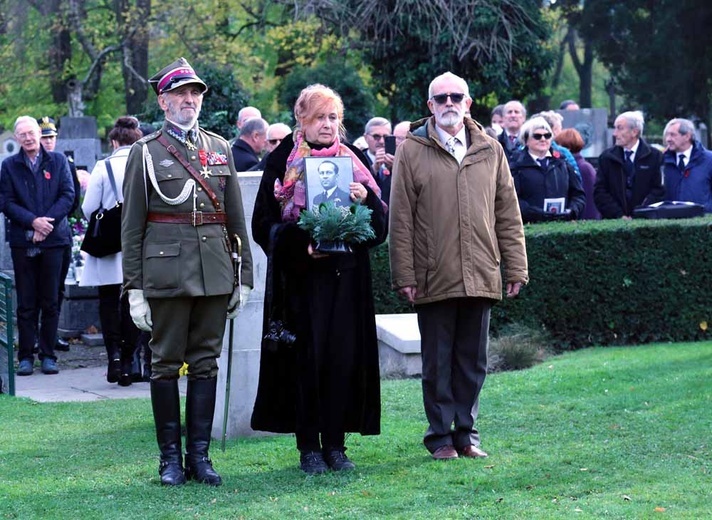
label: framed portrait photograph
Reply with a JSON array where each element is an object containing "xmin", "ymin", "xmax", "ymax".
[
  {"xmin": 304, "ymin": 156, "xmax": 354, "ymax": 211},
  {"xmin": 543, "ymin": 197, "xmax": 565, "ymax": 214}
]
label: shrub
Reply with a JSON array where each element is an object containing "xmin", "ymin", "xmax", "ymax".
[
  {"xmin": 488, "ymin": 324, "xmax": 550, "ymax": 372},
  {"xmin": 370, "ymin": 216, "xmax": 712, "ymax": 350}
]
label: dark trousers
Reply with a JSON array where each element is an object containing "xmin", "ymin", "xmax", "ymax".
[
  {"xmin": 98, "ymin": 284, "xmax": 141, "ymax": 360},
  {"xmin": 57, "ymin": 245, "xmax": 71, "ymax": 309},
  {"xmin": 294, "ymin": 264, "xmax": 358, "ymax": 452},
  {"xmin": 416, "ymin": 297, "xmax": 491, "ymax": 453},
  {"xmin": 12, "ymin": 247, "xmax": 65, "ymax": 362},
  {"xmin": 148, "ymin": 295, "xmax": 229, "ymax": 380}
]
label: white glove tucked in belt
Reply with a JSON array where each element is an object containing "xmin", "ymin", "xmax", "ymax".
[{"xmin": 128, "ymin": 289, "xmax": 152, "ymax": 332}]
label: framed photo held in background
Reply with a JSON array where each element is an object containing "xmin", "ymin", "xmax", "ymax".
[{"xmin": 305, "ymin": 156, "xmax": 354, "ymax": 211}]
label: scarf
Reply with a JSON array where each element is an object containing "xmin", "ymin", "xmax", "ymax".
[{"xmin": 274, "ymin": 131, "xmax": 384, "ymax": 222}]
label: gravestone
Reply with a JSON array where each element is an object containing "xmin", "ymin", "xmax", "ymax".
[
  {"xmin": 212, "ymin": 172, "xmax": 268, "ymax": 439},
  {"xmin": 53, "ymin": 116, "xmax": 102, "ymax": 172},
  {"xmin": 559, "ymin": 108, "xmax": 609, "ymax": 160}
]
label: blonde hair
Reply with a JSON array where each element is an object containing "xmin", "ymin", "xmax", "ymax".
[{"xmin": 294, "ymin": 84, "xmax": 345, "ymax": 138}]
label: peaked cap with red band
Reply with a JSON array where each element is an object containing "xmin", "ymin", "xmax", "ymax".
[{"xmin": 148, "ymin": 57, "xmax": 208, "ymax": 95}]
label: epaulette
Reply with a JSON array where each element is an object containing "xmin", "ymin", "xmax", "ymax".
[
  {"xmin": 200, "ymin": 128, "xmax": 229, "ymax": 144},
  {"xmin": 138, "ymin": 129, "xmax": 162, "ymax": 144}
]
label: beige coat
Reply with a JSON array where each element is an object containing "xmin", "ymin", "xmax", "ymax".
[{"xmin": 389, "ymin": 117, "xmax": 528, "ymax": 304}]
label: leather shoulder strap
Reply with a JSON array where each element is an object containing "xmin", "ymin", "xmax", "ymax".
[{"xmin": 155, "ymin": 133, "xmax": 223, "ymax": 212}]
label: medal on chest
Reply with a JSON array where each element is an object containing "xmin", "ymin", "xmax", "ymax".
[{"xmin": 198, "ymin": 149, "xmax": 211, "ymax": 179}]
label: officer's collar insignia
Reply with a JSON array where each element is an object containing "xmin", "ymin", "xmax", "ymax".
[{"xmin": 165, "ymin": 122, "xmax": 198, "ymax": 148}]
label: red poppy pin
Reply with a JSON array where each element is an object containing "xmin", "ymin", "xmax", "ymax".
[
  {"xmin": 44, "ymin": 171, "xmax": 51, "ymax": 180},
  {"xmin": 552, "ymin": 151, "xmax": 561, "ymax": 159},
  {"xmin": 684, "ymin": 169, "xmax": 690, "ymax": 178}
]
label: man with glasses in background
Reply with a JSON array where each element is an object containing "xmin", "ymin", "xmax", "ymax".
[
  {"xmin": 0, "ymin": 116, "xmax": 75, "ymax": 376},
  {"xmin": 389, "ymin": 71, "xmax": 528, "ymax": 462},
  {"xmin": 362, "ymin": 116, "xmax": 394, "ymax": 204}
]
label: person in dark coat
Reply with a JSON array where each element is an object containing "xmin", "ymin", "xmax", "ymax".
[
  {"xmin": 594, "ymin": 111, "xmax": 664, "ymax": 219},
  {"xmin": 37, "ymin": 116, "xmax": 80, "ymax": 353},
  {"xmin": 509, "ymin": 117, "xmax": 586, "ymax": 223},
  {"xmin": 0, "ymin": 116, "xmax": 75, "ymax": 376},
  {"xmin": 251, "ymin": 83, "xmax": 387, "ymax": 475},
  {"xmin": 231, "ymin": 117, "xmax": 267, "ymax": 171},
  {"xmin": 555, "ymin": 128, "xmax": 600, "ymax": 220},
  {"xmin": 661, "ymin": 118, "xmax": 712, "ymax": 212}
]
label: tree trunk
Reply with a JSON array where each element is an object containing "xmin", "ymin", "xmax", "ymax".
[
  {"xmin": 578, "ymin": 40, "xmax": 594, "ymax": 108},
  {"xmin": 67, "ymin": 78, "xmax": 85, "ymax": 117},
  {"xmin": 118, "ymin": 0, "xmax": 150, "ymax": 115},
  {"xmin": 47, "ymin": 0, "xmax": 71, "ymax": 104}
]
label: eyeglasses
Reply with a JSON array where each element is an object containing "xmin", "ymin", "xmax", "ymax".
[
  {"xmin": 431, "ymin": 93, "xmax": 466, "ymax": 104},
  {"xmin": 531, "ymin": 132, "xmax": 552, "ymax": 141},
  {"xmin": 16, "ymin": 132, "xmax": 36, "ymax": 139},
  {"xmin": 268, "ymin": 138, "xmax": 282, "ymax": 145},
  {"xmin": 368, "ymin": 134, "xmax": 389, "ymax": 141}
]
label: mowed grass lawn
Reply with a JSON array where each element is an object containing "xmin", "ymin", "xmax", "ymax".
[{"xmin": 1, "ymin": 342, "xmax": 710, "ymax": 519}]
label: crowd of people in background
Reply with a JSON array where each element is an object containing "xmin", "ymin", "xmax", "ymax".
[{"xmin": 3, "ymin": 60, "xmax": 712, "ymax": 485}]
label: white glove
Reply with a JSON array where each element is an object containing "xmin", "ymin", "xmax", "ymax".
[
  {"xmin": 128, "ymin": 289, "xmax": 152, "ymax": 332},
  {"xmin": 227, "ymin": 285, "xmax": 252, "ymax": 319}
]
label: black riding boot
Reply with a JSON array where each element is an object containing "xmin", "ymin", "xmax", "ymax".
[
  {"xmin": 105, "ymin": 341, "xmax": 121, "ymax": 384},
  {"xmin": 184, "ymin": 377, "xmax": 222, "ymax": 486},
  {"xmin": 150, "ymin": 379, "xmax": 186, "ymax": 486}
]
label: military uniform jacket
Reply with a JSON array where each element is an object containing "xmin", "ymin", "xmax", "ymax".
[{"xmin": 121, "ymin": 122, "xmax": 253, "ymax": 298}]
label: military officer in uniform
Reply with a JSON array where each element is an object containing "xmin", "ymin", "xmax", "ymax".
[{"xmin": 122, "ymin": 57, "xmax": 253, "ymax": 487}]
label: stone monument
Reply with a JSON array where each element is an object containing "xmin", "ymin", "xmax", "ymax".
[{"xmin": 212, "ymin": 171, "xmax": 269, "ymax": 439}]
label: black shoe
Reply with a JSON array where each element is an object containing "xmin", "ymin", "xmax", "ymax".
[
  {"xmin": 323, "ymin": 448, "xmax": 355, "ymax": 471},
  {"xmin": 118, "ymin": 357, "xmax": 133, "ymax": 387},
  {"xmin": 107, "ymin": 358, "xmax": 121, "ymax": 383},
  {"xmin": 185, "ymin": 456, "xmax": 222, "ymax": 486},
  {"xmin": 41, "ymin": 358, "xmax": 59, "ymax": 375},
  {"xmin": 17, "ymin": 359, "xmax": 34, "ymax": 376},
  {"xmin": 55, "ymin": 338, "xmax": 70, "ymax": 351},
  {"xmin": 300, "ymin": 451, "xmax": 328, "ymax": 474},
  {"xmin": 159, "ymin": 461, "xmax": 186, "ymax": 486}
]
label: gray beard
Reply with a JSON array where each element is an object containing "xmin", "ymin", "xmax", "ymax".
[{"xmin": 167, "ymin": 118, "xmax": 198, "ymax": 132}]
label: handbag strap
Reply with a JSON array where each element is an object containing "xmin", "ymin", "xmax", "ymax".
[
  {"xmin": 156, "ymin": 133, "xmax": 223, "ymax": 212},
  {"xmin": 104, "ymin": 158, "xmax": 121, "ymax": 205}
]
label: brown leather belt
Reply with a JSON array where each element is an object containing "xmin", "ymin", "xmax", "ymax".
[{"xmin": 147, "ymin": 211, "xmax": 228, "ymax": 227}]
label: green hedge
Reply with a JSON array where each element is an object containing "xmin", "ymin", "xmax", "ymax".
[{"xmin": 370, "ymin": 216, "xmax": 712, "ymax": 349}]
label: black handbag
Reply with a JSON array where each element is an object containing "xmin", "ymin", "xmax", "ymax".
[{"xmin": 80, "ymin": 159, "xmax": 123, "ymax": 257}]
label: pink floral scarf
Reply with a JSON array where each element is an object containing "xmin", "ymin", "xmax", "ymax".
[{"xmin": 274, "ymin": 131, "xmax": 384, "ymax": 222}]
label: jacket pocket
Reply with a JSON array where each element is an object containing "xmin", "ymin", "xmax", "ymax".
[{"xmin": 143, "ymin": 242, "xmax": 181, "ymax": 290}]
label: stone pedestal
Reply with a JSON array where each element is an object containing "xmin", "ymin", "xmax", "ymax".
[
  {"xmin": 376, "ymin": 314, "xmax": 422, "ymax": 378},
  {"xmin": 212, "ymin": 172, "xmax": 269, "ymax": 439},
  {"xmin": 58, "ymin": 283, "xmax": 101, "ymax": 339},
  {"xmin": 55, "ymin": 116, "xmax": 103, "ymax": 172}
]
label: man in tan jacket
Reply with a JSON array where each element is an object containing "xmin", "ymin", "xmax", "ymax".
[{"xmin": 389, "ymin": 71, "xmax": 528, "ymax": 461}]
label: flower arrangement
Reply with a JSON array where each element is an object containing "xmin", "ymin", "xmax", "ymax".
[
  {"xmin": 298, "ymin": 202, "xmax": 375, "ymax": 253},
  {"xmin": 68, "ymin": 216, "xmax": 88, "ymax": 265}
]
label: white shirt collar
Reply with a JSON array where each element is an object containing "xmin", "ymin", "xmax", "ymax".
[
  {"xmin": 434, "ymin": 124, "xmax": 467, "ymax": 149},
  {"xmin": 625, "ymin": 139, "xmax": 640, "ymax": 156}
]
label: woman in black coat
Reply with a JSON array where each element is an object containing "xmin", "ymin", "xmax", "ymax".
[
  {"xmin": 250, "ymin": 84, "xmax": 387, "ymax": 474},
  {"xmin": 510, "ymin": 116, "xmax": 586, "ymax": 223}
]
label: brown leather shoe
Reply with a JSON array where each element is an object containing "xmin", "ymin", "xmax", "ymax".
[
  {"xmin": 432, "ymin": 445, "xmax": 459, "ymax": 460},
  {"xmin": 459, "ymin": 445, "xmax": 488, "ymax": 458}
]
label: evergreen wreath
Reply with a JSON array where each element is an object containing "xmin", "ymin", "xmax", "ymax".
[{"xmin": 297, "ymin": 202, "xmax": 375, "ymax": 244}]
